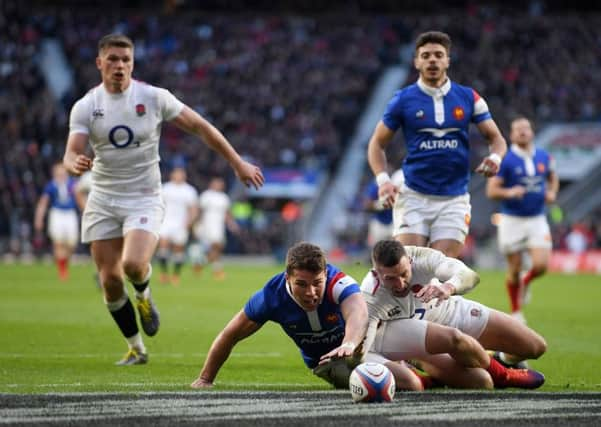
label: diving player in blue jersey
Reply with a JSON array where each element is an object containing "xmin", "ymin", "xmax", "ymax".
[
  {"xmin": 34, "ymin": 163, "xmax": 80, "ymax": 280},
  {"xmin": 486, "ymin": 117, "xmax": 559, "ymax": 324},
  {"xmin": 190, "ymin": 242, "xmax": 369, "ymax": 389},
  {"xmin": 367, "ymin": 31, "xmax": 507, "ymax": 258}
]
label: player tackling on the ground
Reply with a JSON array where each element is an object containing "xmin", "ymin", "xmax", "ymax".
[{"xmin": 191, "ymin": 242, "xmax": 368, "ymax": 389}]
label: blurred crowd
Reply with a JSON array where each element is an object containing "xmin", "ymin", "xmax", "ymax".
[{"xmin": 2, "ymin": 0, "xmax": 601, "ymax": 259}]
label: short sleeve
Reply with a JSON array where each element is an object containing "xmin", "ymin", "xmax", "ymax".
[
  {"xmin": 157, "ymin": 88, "xmax": 185, "ymax": 121},
  {"xmin": 381, "ymin": 91, "xmax": 404, "ymax": 132},
  {"xmin": 69, "ymin": 99, "xmax": 90, "ymax": 136},
  {"xmin": 243, "ymin": 289, "xmax": 270, "ymax": 325}
]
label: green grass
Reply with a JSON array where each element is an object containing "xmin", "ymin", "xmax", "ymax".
[{"xmin": 0, "ymin": 262, "xmax": 600, "ymax": 393}]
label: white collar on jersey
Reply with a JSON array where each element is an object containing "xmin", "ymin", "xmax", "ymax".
[
  {"xmin": 417, "ymin": 77, "xmax": 451, "ymax": 98},
  {"xmin": 511, "ymin": 143, "xmax": 536, "ymax": 176},
  {"xmin": 510, "ymin": 143, "xmax": 535, "ymax": 159}
]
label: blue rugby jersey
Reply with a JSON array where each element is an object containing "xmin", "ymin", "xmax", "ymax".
[
  {"xmin": 43, "ymin": 178, "xmax": 78, "ymax": 210},
  {"xmin": 244, "ymin": 264, "xmax": 360, "ymax": 369},
  {"xmin": 497, "ymin": 145, "xmax": 554, "ymax": 217},
  {"xmin": 382, "ymin": 78, "xmax": 492, "ymax": 196}
]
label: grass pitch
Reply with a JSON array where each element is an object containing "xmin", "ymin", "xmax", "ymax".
[{"xmin": 1, "ymin": 261, "xmax": 600, "ymax": 393}]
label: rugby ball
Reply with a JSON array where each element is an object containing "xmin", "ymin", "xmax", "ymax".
[{"xmin": 349, "ymin": 362, "xmax": 395, "ymax": 403}]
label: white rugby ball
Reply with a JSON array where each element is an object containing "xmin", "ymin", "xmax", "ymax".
[{"xmin": 349, "ymin": 362, "xmax": 395, "ymax": 403}]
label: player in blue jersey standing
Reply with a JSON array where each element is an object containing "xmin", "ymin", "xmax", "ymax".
[
  {"xmin": 367, "ymin": 31, "xmax": 507, "ymax": 258},
  {"xmin": 34, "ymin": 163, "xmax": 80, "ymax": 281},
  {"xmin": 486, "ymin": 117, "xmax": 559, "ymax": 324},
  {"xmin": 190, "ymin": 242, "xmax": 369, "ymax": 389}
]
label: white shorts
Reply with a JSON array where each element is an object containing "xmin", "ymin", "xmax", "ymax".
[
  {"xmin": 367, "ymin": 219, "xmax": 393, "ymax": 247},
  {"xmin": 368, "ymin": 318, "xmax": 429, "ymax": 362},
  {"xmin": 81, "ymin": 191, "xmax": 165, "ymax": 243},
  {"xmin": 393, "ymin": 187, "xmax": 471, "ymax": 243},
  {"xmin": 365, "ymin": 298, "xmax": 489, "ymax": 365},
  {"xmin": 195, "ymin": 221, "xmax": 226, "ymax": 245},
  {"xmin": 159, "ymin": 220, "xmax": 190, "ymax": 246},
  {"xmin": 48, "ymin": 208, "xmax": 79, "ymax": 246},
  {"xmin": 438, "ymin": 297, "xmax": 490, "ymax": 340},
  {"xmin": 497, "ymin": 214, "xmax": 552, "ymax": 254}
]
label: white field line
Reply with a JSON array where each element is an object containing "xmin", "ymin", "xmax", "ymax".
[
  {"xmin": 4, "ymin": 382, "xmax": 324, "ymax": 389},
  {"xmin": 0, "ymin": 352, "xmax": 281, "ymax": 359}
]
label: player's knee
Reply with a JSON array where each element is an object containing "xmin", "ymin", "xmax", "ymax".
[
  {"xmin": 472, "ymin": 371, "xmax": 494, "ymax": 390},
  {"xmin": 529, "ymin": 335, "xmax": 547, "ymax": 359},
  {"xmin": 122, "ymin": 259, "xmax": 146, "ymax": 281},
  {"xmin": 532, "ymin": 263, "xmax": 547, "ymax": 276},
  {"xmin": 101, "ymin": 272, "xmax": 124, "ymax": 300}
]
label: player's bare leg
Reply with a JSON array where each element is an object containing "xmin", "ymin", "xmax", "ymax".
[
  {"xmin": 383, "ymin": 360, "xmax": 427, "ymax": 391},
  {"xmin": 395, "ymin": 233, "xmax": 427, "ymax": 247},
  {"xmin": 521, "ymin": 247, "xmax": 550, "ymax": 305},
  {"xmin": 430, "ymin": 238, "xmax": 464, "ymax": 259},
  {"xmin": 92, "ymin": 238, "xmax": 147, "ymax": 365},
  {"xmin": 425, "ymin": 322, "xmax": 544, "ymax": 389},
  {"xmin": 208, "ymin": 242, "xmax": 226, "ymax": 280},
  {"xmin": 123, "ymin": 230, "xmax": 160, "ymax": 337},
  {"xmin": 478, "ymin": 309, "xmax": 547, "ymax": 366},
  {"xmin": 417, "ymin": 353, "xmax": 493, "ymax": 389}
]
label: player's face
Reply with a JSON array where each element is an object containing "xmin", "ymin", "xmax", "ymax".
[
  {"xmin": 287, "ymin": 269, "xmax": 326, "ymax": 311},
  {"xmin": 414, "ymin": 43, "xmax": 449, "ymax": 86},
  {"xmin": 375, "ymin": 256, "xmax": 412, "ymax": 297},
  {"xmin": 96, "ymin": 46, "xmax": 134, "ymax": 93},
  {"xmin": 510, "ymin": 119, "xmax": 534, "ymax": 147}
]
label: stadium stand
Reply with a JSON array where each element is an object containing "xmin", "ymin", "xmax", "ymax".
[{"xmin": 1, "ymin": 1, "xmax": 601, "ymax": 260}]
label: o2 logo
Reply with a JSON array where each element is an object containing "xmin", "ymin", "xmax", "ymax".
[{"xmin": 109, "ymin": 125, "xmax": 140, "ymax": 148}]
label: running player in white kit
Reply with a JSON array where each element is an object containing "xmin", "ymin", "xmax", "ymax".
[
  {"xmin": 361, "ymin": 239, "xmax": 546, "ymax": 390},
  {"xmin": 193, "ymin": 177, "xmax": 238, "ymax": 280},
  {"xmin": 62, "ymin": 34, "xmax": 264, "ymax": 365},
  {"xmin": 157, "ymin": 167, "xmax": 198, "ymax": 285}
]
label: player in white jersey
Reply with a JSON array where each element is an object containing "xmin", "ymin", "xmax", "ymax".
[
  {"xmin": 62, "ymin": 34, "xmax": 264, "ymax": 366},
  {"xmin": 157, "ymin": 167, "xmax": 198, "ymax": 285},
  {"xmin": 192, "ymin": 177, "xmax": 238, "ymax": 280},
  {"xmin": 360, "ymin": 239, "xmax": 546, "ymax": 390}
]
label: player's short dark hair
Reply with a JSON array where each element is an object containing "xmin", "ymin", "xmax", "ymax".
[
  {"xmin": 372, "ymin": 239, "xmax": 407, "ymax": 267},
  {"xmin": 98, "ymin": 34, "xmax": 134, "ymax": 53},
  {"xmin": 286, "ymin": 242, "xmax": 326, "ymax": 276},
  {"xmin": 510, "ymin": 115, "xmax": 535, "ymax": 131},
  {"xmin": 415, "ymin": 31, "xmax": 452, "ymax": 54}
]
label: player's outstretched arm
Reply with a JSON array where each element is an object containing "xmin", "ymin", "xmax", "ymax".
[
  {"xmin": 319, "ymin": 293, "xmax": 368, "ymax": 364},
  {"xmin": 171, "ymin": 107, "xmax": 264, "ymax": 190},
  {"xmin": 191, "ymin": 310, "xmax": 261, "ymax": 388},
  {"xmin": 33, "ymin": 194, "xmax": 49, "ymax": 234},
  {"xmin": 63, "ymin": 133, "xmax": 92, "ymax": 177}
]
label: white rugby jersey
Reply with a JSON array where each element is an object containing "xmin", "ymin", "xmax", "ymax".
[
  {"xmin": 197, "ymin": 189, "xmax": 230, "ymax": 228},
  {"xmin": 161, "ymin": 181, "xmax": 198, "ymax": 227},
  {"xmin": 360, "ymin": 246, "xmax": 478, "ymax": 325},
  {"xmin": 69, "ymin": 80, "xmax": 185, "ymax": 197}
]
